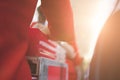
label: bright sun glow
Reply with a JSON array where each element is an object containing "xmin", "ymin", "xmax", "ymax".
[{"xmin": 83, "ymin": 0, "xmax": 117, "ymax": 62}]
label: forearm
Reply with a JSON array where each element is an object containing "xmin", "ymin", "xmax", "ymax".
[{"xmin": 41, "ymin": 0, "xmax": 75, "ymax": 42}]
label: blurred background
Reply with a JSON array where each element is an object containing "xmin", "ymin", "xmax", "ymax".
[
  {"xmin": 32, "ymin": 0, "xmax": 117, "ymax": 63},
  {"xmin": 70, "ymin": 0, "xmax": 117, "ymax": 63}
]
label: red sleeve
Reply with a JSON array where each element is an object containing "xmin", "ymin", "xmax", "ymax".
[
  {"xmin": 41, "ymin": 0, "xmax": 75, "ymax": 42},
  {"xmin": 27, "ymin": 27, "xmax": 49, "ymax": 56},
  {"xmin": 0, "ymin": 0, "xmax": 37, "ymax": 80}
]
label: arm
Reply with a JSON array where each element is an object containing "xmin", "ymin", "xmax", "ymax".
[
  {"xmin": 0, "ymin": 0, "xmax": 37, "ymax": 80},
  {"xmin": 40, "ymin": 0, "xmax": 83, "ymax": 63}
]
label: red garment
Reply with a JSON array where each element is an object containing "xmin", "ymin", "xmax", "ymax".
[
  {"xmin": 27, "ymin": 27, "xmax": 57, "ymax": 59},
  {"xmin": 41, "ymin": 0, "xmax": 75, "ymax": 42},
  {"xmin": 0, "ymin": 0, "xmax": 37, "ymax": 80},
  {"xmin": 28, "ymin": 23, "xmax": 83, "ymax": 80},
  {"xmin": 0, "ymin": 0, "xmax": 82, "ymax": 80}
]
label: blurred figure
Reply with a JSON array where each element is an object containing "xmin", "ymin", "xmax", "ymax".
[
  {"xmin": 0, "ymin": 0, "xmax": 81, "ymax": 80},
  {"xmin": 89, "ymin": 0, "xmax": 120, "ymax": 80},
  {"xmin": 39, "ymin": 5, "xmax": 84, "ymax": 80},
  {"xmin": 29, "ymin": 5, "xmax": 83, "ymax": 80}
]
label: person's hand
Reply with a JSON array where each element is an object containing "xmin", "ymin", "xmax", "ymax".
[{"xmin": 58, "ymin": 41, "xmax": 76, "ymax": 59}]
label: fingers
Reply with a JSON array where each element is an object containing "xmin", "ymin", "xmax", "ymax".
[{"xmin": 58, "ymin": 41, "xmax": 76, "ymax": 59}]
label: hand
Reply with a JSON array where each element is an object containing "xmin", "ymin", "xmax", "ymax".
[{"xmin": 58, "ymin": 41, "xmax": 76, "ymax": 59}]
